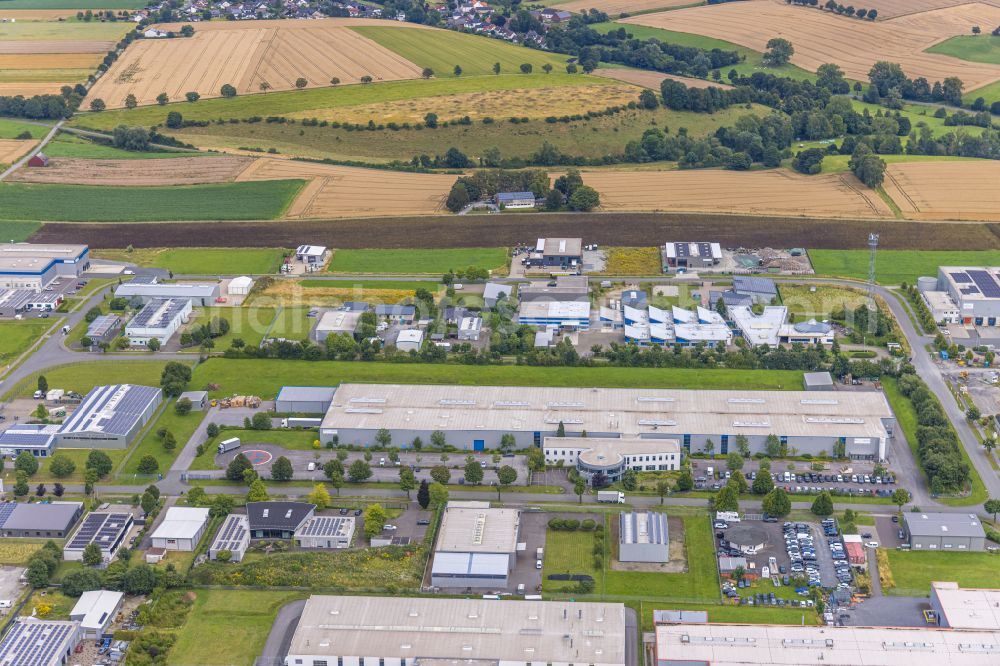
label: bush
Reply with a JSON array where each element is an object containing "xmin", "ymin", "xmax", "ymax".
[
  {"xmin": 580, "ymin": 518, "xmax": 596, "ymax": 531},
  {"xmin": 564, "ymin": 519, "xmax": 580, "ymax": 531},
  {"xmin": 548, "ymin": 518, "xmax": 564, "ymax": 530}
]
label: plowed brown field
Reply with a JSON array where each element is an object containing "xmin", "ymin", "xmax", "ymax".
[
  {"xmin": 0, "ymin": 140, "xmax": 35, "ymax": 164},
  {"xmin": 624, "ymin": 0, "xmax": 1000, "ymax": 89},
  {"xmin": 556, "ymin": 0, "xmax": 701, "ymax": 14},
  {"xmin": 89, "ymin": 19, "xmax": 424, "ymax": 108},
  {"xmin": 592, "ymin": 68, "xmax": 729, "ymax": 89},
  {"xmin": 584, "ymin": 168, "xmax": 892, "ymax": 218},
  {"xmin": 883, "ymin": 161, "xmax": 1000, "ymax": 221},
  {"xmin": 7, "ymin": 156, "xmax": 253, "ymax": 186},
  {"xmin": 235, "ymin": 159, "xmax": 456, "ymax": 218}
]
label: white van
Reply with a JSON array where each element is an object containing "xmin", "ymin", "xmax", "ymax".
[
  {"xmin": 516, "ymin": 584, "xmax": 525, "ymax": 594},
  {"xmin": 307, "ymin": 462, "xmax": 316, "ymax": 472}
]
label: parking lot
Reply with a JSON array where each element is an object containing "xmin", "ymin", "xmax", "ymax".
[{"xmin": 692, "ymin": 460, "xmax": 901, "ymax": 500}]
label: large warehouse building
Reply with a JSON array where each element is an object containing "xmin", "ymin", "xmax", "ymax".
[
  {"xmin": 320, "ymin": 384, "xmax": 896, "ymax": 460},
  {"xmin": 0, "ymin": 243, "xmax": 89, "ymax": 290},
  {"xmin": 113, "ymin": 281, "xmax": 219, "ymax": 306},
  {"xmin": 930, "ymin": 582, "xmax": 1000, "ymax": 630},
  {"xmin": 431, "ymin": 502, "xmax": 520, "ymax": 589},
  {"xmin": 0, "ymin": 618, "xmax": 81, "ymax": 666},
  {"xmin": 56, "ymin": 384, "xmax": 162, "ymax": 448},
  {"xmin": 903, "ymin": 513, "xmax": 986, "ymax": 551},
  {"xmin": 0, "ymin": 501, "xmax": 83, "ymax": 539},
  {"xmin": 286, "ymin": 595, "xmax": 626, "ymax": 666}
]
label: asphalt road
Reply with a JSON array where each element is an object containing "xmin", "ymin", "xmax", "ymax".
[{"xmin": 259, "ymin": 598, "xmax": 306, "ymax": 666}]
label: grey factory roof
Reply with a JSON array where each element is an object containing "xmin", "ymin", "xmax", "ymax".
[
  {"xmin": 904, "ymin": 513, "xmax": 985, "ymax": 538},
  {"xmin": 65, "ymin": 511, "xmax": 132, "ymax": 552},
  {"xmin": 654, "ymin": 609, "xmax": 708, "ymax": 624},
  {"xmin": 86, "ymin": 314, "xmax": 121, "ymax": 338},
  {"xmin": 431, "ymin": 551, "xmax": 509, "ymax": 576},
  {"xmin": 710, "ymin": 290, "xmax": 753, "ymax": 308},
  {"xmin": 655, "ymin": 622, "xmax": 1000, "ymax": 666},
  {"xmin": 519, "ymin": 275, "xmax": 589, "ymax": 302},
  {"xmin": 294, "ymin": 516, "xmax": 354, "ymax": 539},
  {"xmin": 321, "ymin": 384, "xmax": 894, "ymax": 440},
  {"xmin": 59, "ymin": 384, "xmax": 161, "ymax": 437},
  {"xmin": 0, "ymin": 618, "xmax": 80, "ymax": 666},
  {"xmin": 940, "ymin": 267, "xmax": 1000, "ymax": 302},
  {"xmin": 315, "ymin": 310, "xmax": 361, "ymax": 333},
  {"xmin": 211, "ymin": 514, "xmax": 249, "ymax": 553},
  {"xmin": 276, "ymin": 386, "xmax": 337, "ymax": 404},
  {"xmin": 375, "ymin": 304, "xmax": 415, "ymax": 317},
  {"xmin": 931, "ymin": 582, "xmax": 1000, "ymax": 631},
  {"xmin": 0, "ymin": 243, "xmax": 88, "ymax": 273},
  {"xmin": 126, "ymin": 298, "xmax": 189, "ymax": 330},
  {"xmin": 289, "ymin": 595, "xmax": 625, "ymax": 665},
  {"xmin": 114, "ymin": 282, "xmax": 218, "ymax": 299},
  {"xmin": 0, "ymin": 502, "xmax": 82, "ymax": 532},
  {"xmin": 247, "ymin": 501, "xmax": 315, "ymax": 531},
  {"xmin": 538, "ymin": 237, "xmax": 582, "ymax": 256},
  {"xmin": 620, "ymin": 511, "xmax": 668, "ymax": 546},
  {"xmin": 0, "ymin": 289, "xmax": 35, "ymax": 311},
  {"xmin": 733, "ymin": 276, "xmax": 778, "ymax": 297},
  {"xmin": 436, "ymin": 504, "xmax": 519, "ymax": 554}
]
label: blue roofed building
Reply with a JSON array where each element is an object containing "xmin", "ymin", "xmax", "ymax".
[{"xmin": 57, "ymin": 384, "xmax": 162, "ymax": 448}]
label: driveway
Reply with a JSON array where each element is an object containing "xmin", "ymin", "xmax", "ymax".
[{"xmin": 258, "ymin": 598, "xmax": 306, "ymax": 666}]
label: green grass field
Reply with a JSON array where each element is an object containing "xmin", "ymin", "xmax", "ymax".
[
  {"xmin": 327, "ymin": 248, "xmax": 508, "ymax": 274},
  {"xmin": 3, "ymin": 360, "xmax": 174, "ymax": 400},
  {"xmin": 0, "ymin": 180, "xmax": 304, "ymax": 222},
  {"xmin": 266, "ymin": 307, "xmax": 313, "ymax": 340},
  {"xmin": 184, "ymin": 306, "xmax": 277, "ymax": 349},
  {"xmin": 191, "ymin": 358, "xmax": 804, "ymax": 399},
  {"xmin": 123, "ymin": 402, "xmax": 205, "ymax": 476},
  {"xmin": 0, "ymin": 221, "xmax": 41, "ymax": 242},
  {"xmin": 42, "ymin": 134, "xmax": 203, "ymax": 160},
  {"xmin": 884, "ymin": 549, "xmax": 1000, "ymax": 596},
  {"xmin": 0, "ymin": 318, "xmax": 52, "ymax": 364},
  {"xmin": 819, "ymin": 153, "xmax": 979, "ymax": 175},
  {"xmin": 0, "ymin": 118, "xmax": 45, "ymax": 140},
  {"xmin": 31, "ymin": 447, "xmax": 127, "ymax": 483},
  {"xmin": 810, "ymin": 249, "xmax": 1000, "ymax": 285},
  {"xmin": 0, "ymin": 20, "xmax": 128, "ymax": 40},
  {"xmin": 779, "ymin": 284, "xmax": 868, "ymax": 320},
  {"xmin": 301, "ymin": 279, "xmax": 439, "ymax": 291},
  {"xmin": 927, "ymin": 34, "xmax": 1000, "ymax": 65},
  {"xmin": 354, "ymin": 25, "xmax": 570, "ymax": 77},
  {"xmin": 966, "ymin": 78, "xmax": 1000, "ymax": 105},
  {"xmin": 92, "ymin": 247, "xmax": 287, "ymax": 274}
]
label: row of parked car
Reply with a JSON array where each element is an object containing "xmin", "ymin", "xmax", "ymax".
[
  {"xmin": 784, "ymin": 522, "xmax": 822, "ymax": 587},
  {"xmin": 824, "ymin": 518, "xmax": 855, "ymax": 587}
]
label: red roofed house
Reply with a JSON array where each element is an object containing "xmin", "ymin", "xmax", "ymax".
[{"xmin": 27, "ymin": 152, "xmax": 49, "ymax": 167}]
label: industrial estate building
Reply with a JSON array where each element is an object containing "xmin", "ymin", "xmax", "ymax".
[
  {"xmin": 124, "ymin": 297, "xmax": 192, "ymax": 346},
  {"xmin": 0, "ymin": 501, "xmax": 83, "ymax": 539},
  {"xmin": 63, "ymin": 510, "xmax": 134, "ymax": 563},
  {"xmin": 523, "ymin": 237, "xmax": 583, "ymax": 270},
  {"xmin": 57, "ymin": 384, "xmax": 162, "ymax": 448},
  {"xmin": 70, "ymin": 590, "xmax": 124, "ymax": 639},
  {"xmin": 286, "ymin": 595, "xmax": 626, "ymax": 666},
  {"xmin": 0, "ymin": 288, "xmax": 65, "ymax": 315},
  {"xmin": 320, "ymin": 384, "xmax": 895, "ymax": 460},
  {"xmin": 0, "ymin": 423, "xmax": 58, "ymax": 458},
  {"xmin": 930, "ymin": 582, "xmax": 1000, "ymax": 630},
  {"xmin": 312, "ymin": 310, "xmax": 361, "ymax": 342},
  {"xmin": 209, "ymin": 513, "xmax": 250, "ymax": 562},
  {"xmin": 0, "ymin": 243, "xmax": 89, "ymax": 290},
  {"xmin": 662, "ymin": 241, "xmax": 722, "ymax": 272},
  {"xmin": 85, "ymin": 314, "xmax": 123, "ymax": 345},
  {"xmin": 150, "ymin": 507, "xmax": 210, "ymax": 551},
  {"xmin": 543, "ymin": 436, "xmax": 681, "ymax": 482},
  {"xmin": 431, "ymin": 502, "xmax": 520, "ymax": 589},
  {"xmin": 903, "ymin": 513, "xmax": 987, "ymax": 551},
  {"xmin": 619, "ymin": 511, "xmax": 670, "ymax": 563},
  {"xmin": 518, "ymin": 276, "xmax": 591, "ymax": 330},
  {"xmin": 294, "ymin": 515, "xmax": 356, "ymax": 549},
  {"xmin": 920, "ymin": 267, "xmax": 1000, "ymax": 326},
  {"xmin": 247, "ymin": 501, "xmax": 316, "ymax": 539},
  {"xmin": 0, "ymin": 618, "xmax": 81, "ymax": 666},
  {"xmin": 275, "ymin": 386, "xmax": 337, "ymax": 414},
  {"xmin": 295, "ymin": 244, "xmax": 327, "ymax": 266}
]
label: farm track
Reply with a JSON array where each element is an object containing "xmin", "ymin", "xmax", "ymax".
[{"xmin": 30, "ymin": 213, "xmax": 1000, "ymax": 251}]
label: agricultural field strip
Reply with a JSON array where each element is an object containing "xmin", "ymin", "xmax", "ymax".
[
  {"xmin": 89, "ymin": 19, "xmax": 425, "ymax": 108},
  {"xmin": 0, "ymin": 40, "xmax": 114, "ymax": 54},
  {"xmin": 8, "ymin": 156, "xmax": 255, "ymax": 186},
  {"xmin": 592, "ymin": 68, "xmax": 730, "ymax": 89},
  {"xmin": 0, "ymin": 54, "xmax": 102, "ymax": 69},
  {"xmin": 583, "ymin": 169, "xmax": 893, "ymax": 218},
  {"xmin": 555, "ymin": 0, "xmax": 700, "ymax": 14},
  {"xmin": 882, "ymin": 161, "xmax": 1000, "ymax": 220},
  {"xmin": 234, "ymin": 158, "xmax": 456, "ymax": 218},
  {"xmin": 0, "ymin": 83, "xmax": 65, "ymax": 95},
  {"xmin": 0, "ymin": 140, "xmax": 37, "ymax": 165},
  {"xmin": 854, "ymin": 0, "xmax": 1000, "ymax": 20},
  {"xmin": 623, "ymin": 0, "xmax": 1000, "ymax": 89}
]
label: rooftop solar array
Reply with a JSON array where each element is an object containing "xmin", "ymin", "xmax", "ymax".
[
  {"xmin": 86, "ymin": 314, "xmax": 121, "ymax": 338},
  {"xmin": 0, "ymin": 503, "xmax": 16, "ymax": 529},
  {"xmin": 950, "ymin": 271, "xmax": 972, "ymax": 283},
  {"xmin": 59, "ymin": 384, "xmax": 160, "ymax": 436},
  {"xmin": 0, "ymin": 431, "xmax": 54, "ymax": 446},
  {"xmin": 66, "ymin": 512, "xmax": 132, "ymax": 551},
  {"xmin": 968, "ymin": 270, "xmax": 1000, "ymax": 298},
  {"xmin": 129, "ymin": 298, "xmax": 189, "ymax": 329},
  {"xmin": 211, "ymin": 514, "xmax": 249, "ymax": 552},
  {"xmin": 0, "ymin": 620, "xmax": 78, "ymax": 666},
  {"xmin": 295, "ymin": 516, "xmax": 353, "ymax": 538}
]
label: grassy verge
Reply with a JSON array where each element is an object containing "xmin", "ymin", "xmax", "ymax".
[
  {"xmin": 42, "ymin": 134, "xmax": 203, "ymax": 160},
  {"xmin": 809, "ymin": 249, "xmax": 1000, "ymax": 285},
  {"xmin": 327, "ymin": 248, "xmax": 508, "ymax": 275},
  {"xmin": 0, "ymin": 318, "xmax": 54, "ymax": 365},
  {"xmin": 884, "ymin": 548, "xmax": 1000, "ymax": 596},
  {"xmin": 3, "ymin": 361, "xmax": 175, "ymax": 400}
]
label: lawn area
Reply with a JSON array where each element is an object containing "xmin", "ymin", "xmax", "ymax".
[
  {"xmin": 41, "ymin": 134, "xmax": 205, "ymax": 160},
  {"xmin": 0, "ymin": 318, "xmax": 53, "ymax": 365},
  {"xmin": 601, "ymin": 247, "xmax": 662, "ymax": 275},
  {"xmin": 927, "ymin": 34, "xmax": 1000, "ymax": 65},
  {"xmin": 809, "ymin": 249, "xmax": 1000, "ymax": 285},
  {"xmin": 123, "ymin": 402, "xmax": 207, "ymax": 476},
  {"xmin": 183, "ymin": 306, "xmax": 277, "ymax": 349},
  {"xmin": 266, "ymin": 306, "xmax": 313, "ymax": 340},
  {"xmin": 0, "ymin": 181, "xmax": 304, "ymax": 222},
  {"xmin": 780, "ymin": 284, "xmax": 868, "ymax": 320},
  {"xmin": 0, "ymin": 221, "xmax": 41, "ymax": 242},
  {"xmin": 190, "ymin": 358, "xmax": 805, "ymax": 399},
  {"xmin": 167, "ymin": 589, "xmax": 305, "ymax": 666},
  {"xmin": 30, "ymin": 447, "xmax": 127, "ymax": 483},
  {"xmin": 966, "ymin": 78, "xmax": 1000, "ymax": 104},
  {"xmin": 884, "ymin": 549, "xmax": 1000, "ymax": 596},
  {"xmin": 0, "ymin": 118, "xmax": 45, "ymax": 140},
  {"xmin": 635, "ymin": 601, "xmax": 819, "ymax": 631},
  {"xmin": 819, "ymin": 153, "xmax": 980, "ymax": 175},
  {"xmin": 92, "ymin": 247, "xmax": 287, "ymax": 275},
  {"xmin": 354, "ymin": 26, "xmax": 570, "ymax": 77},
  {"xmin": 20, "ymin": 591, "xmax": 77, "ymax": 620},
  {"xmin": 302, "ymin": 279, "xmax": 440, "ymax": 291},
  {"xmin": 3, "ymin": 360, "xmax": 174, "ymax": 400},
  {"xmin": 542, "ymin": 526, "xmax": 601, "ymax": 593},
  {"xmin": 327, "ymin": 248, "xmax": 508, "ymax": 275}
]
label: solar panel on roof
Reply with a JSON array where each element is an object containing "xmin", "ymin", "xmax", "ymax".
[
  {"xmin": 969, "ymin": 270, "xmax": 1000, "ymax": 298},
  {"xmin": 0, "ymin": 503, "xmax": 16, "ymax": 529},
  {"xmin": 68, "ymin": 512, "xmax": 131, "ymax": 550},
  {"xmin": 950, "ymin": 272, "xmax": 972, "ymax": 283},
  {"xmin": 961, "ymin": 286, "xmax": 981, "ymax": 295}
]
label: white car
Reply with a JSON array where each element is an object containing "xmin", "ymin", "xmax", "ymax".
[
  {"xmin": 535, "ymin": 559, "xmax": 542, "ymax": 569},
  {"xmin": 865, "ymin": 541, "xmax": 879, "ymax": 548},
  {"xmin": 384, "ymin": 524, "xmax": 397, "ymax": 531}
]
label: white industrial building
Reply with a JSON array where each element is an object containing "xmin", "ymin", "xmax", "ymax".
[
  {"xmin": 286, "ymin": 595, "xmax": 626, "ymax": 666},
  {"xmin": 0, "ymin": 618, "xmax": 81, "ymax": 666},
  {"xmin": 70, "ymin": 590, "xmax": 123, "ymax": 639},
  {"xmin": 312, "ymin": 310, "xmax": 361, "ymax": 343},
  {"xmin": 394, "ymin": 329, "xmax": 424, "ymax": 352},
  {"xmin": 294, "ymin": 515, "xmax": 355, "ymax": 549},
  {"xmin": 150, "ymin": 506, "xmax": 210, "ymax": 551},
  {"xmin": 227, "ymin": 276, "xmax": 253, "ymax": 295},
  {"xmin": 114, "ymin": 281, "xmax": 219, "ymax": 306},
  {"xmin": 619, "ymin": 511, "xmax": 669, "ymax": 563},
  {"xmin": 457, "ymin": 315, "xmax": 482, "ymax": 341},
  {"xmin": 209, "ymin": 513, "xmax": 250, "ymax": 562},
  {"xmin": 0, "ymin": 243, "xmax": 89, "ymax": 290},
  {"xmin": 544, "ymin": 436, "xmax": 681, "ymax": 483},
  {"xmin": 0, "ymin": 423, "xmax": 58, "ymax": 458},
  {"xmin": 431, "ymin": 502, "xmax": 520, "ymax": 589},
  {"xmin": 295, "ymin": 245, "xmax": 327, "ymax": 266},
  {"xmin": 930, "ymin": 582, "xmax": 1000, "ymax": 630},
  {"xmin": 57, "ymin": 384, "xmax": 162, "ymax": 448},
  {"xmin": 125, "ymin": 297, "xmax": 192, "ymax": 346},
  {"xmin": 320, "ymin": 383, "xmax": 894, "ymax": 459},
  {"xmin": 928, "ymin": 267, "xmax": 1000, "ymax": 327}
]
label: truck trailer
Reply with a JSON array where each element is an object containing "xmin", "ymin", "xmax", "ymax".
[
  {"xmin": 597, "ymin": 490, "xmax": 625, "ymax": 503},
  {"xmin": 217, "ymin": 437, "xmax": 241, "ymax": 454}
]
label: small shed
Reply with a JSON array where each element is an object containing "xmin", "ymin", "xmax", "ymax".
[
  {"xmin": 178, "ymin": 390, "xmax": 208, "ymax": 411},
  {"xmin": 395, "ymin": 329, "xmax": 424, "ymax": 352},
  {"xmin": 145, "ymin": 546, "xmax": 166, "ymax": 564},
  {"xmin": 228, "ymin": 276, "xmax": 253, "ymax": 295},
  {"xmin": 803, "ymin": 371, "xmax": 834, "ymax": 391},
  {"xmin": 27, "ymin": 152, "xmax": 49, "ymax": 168}
]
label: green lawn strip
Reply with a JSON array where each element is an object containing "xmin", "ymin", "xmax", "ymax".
[
  {"xmin": 0, "ymin": 221, "xmax": 41, "ymax": 242},
  {"xmin": 884, "ymin": 549, "xmax": 1000, "ymax": 596},
  {"xmin": 182, "ymin": 306, "xmax": 277, "ymax": 350},
  {"xmin": 71, "ymin": 73, "xmax": 602, "ymax": 129},
  {"xmin": 0, "ymin": 118, "xmax": 46, "ymax": 140},
  {"xmin": 0, "ymin": 319, "xmax": 54, "ymax": 365},
  {"xmin": 809, "ymin": 249, "xmax": 1000, "ymax": 285},
  {"xmin": 191, "ymin": 358, "xmax": 804, "ymax": 399},
  {"xmin": 265, "ymin": 306, "xmax": 314, "ymax": 340},
  {"xmin": 0, "ymin": 180, "xmax": 304, "ymax": 222},
  {"xmin": 926, "ymin": 34, "xmax": 1000, "ymax": 65},
  {"xmin": 123, "ymin": 403, "xmax": 207, "ymax": 476},
  {"xmin": 92, "ymin": 248, "xmax": 288, "ymax": 274},
  {"xmin": 593, "ymin": 22, "xmax": 815, "ymax": 81},
  {"xmin": 43, "ymin": 134, "xmax": 204, "ymax": 160},
  {"xmin": 965, "ymin": 78, "xmax": 1000, "ymax": 105},
  {"xmin": 301, "ymin": 279, "xmax": 440, "ymax": 291},
  {"xmin": 3, "ymin": 360, "xmax": 174, "ymax": 400},
  {"xmin": 28, "ymin": 448, "xmax": 127, "ymax": 484},
  {"xmin": 327, "ymin": 247, "xmax": 508, "ymax": 275}
]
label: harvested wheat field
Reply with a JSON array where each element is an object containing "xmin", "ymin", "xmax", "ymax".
[
  {"xmin": 8, "ymin": 156, "xmax": 253, "ymax": 186},
  {"xmin": 254, "ymin": 280, "xmax": 415, "ymax": 307},
  {"xmin": 89, "ymin": 19, "xmax": 424, "ymax": 108},
  {"xmin": 557, "ymin": 0, "xmax": 701, "ymax": 15},
  {"xmin": 0, "ymin": 140, "xmax": 36, "ymax": 164},
  {"xmin": 625, "ymin": 0, "xmax": 1000, "ymax": 89},
  {"xmin": 866, "ymin": 0, "xmax": 1000, "ymax": 19},
  {"xmin": 592, "ymin": 68, "xmax": 728, "ymax": 89},
  {"xmin": 883, "ymin": 161, "xmax": 1000, "ymax": 220},
  {"xmin": 0, "ymin": 40, "xmax": 115, "ymax": 54},
  {"xmin": 0, "ymin": 54, "xmax": 101, "ymax": 70},
  {"xmin": 286, "ymin": 83, "xmax": 640, "ymax": 124},
  {"xmin": 0, "ymin": 82, "xmax": 64, "ymax": 95},
  {"xmin": 584, "ymin": 168, "xmax": 892, "ymax": 218},
  {"xmin": 235, "ymin": 159, "xmax": 456, "ymax": 218}
]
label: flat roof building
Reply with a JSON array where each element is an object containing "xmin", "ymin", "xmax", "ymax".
[
  {"xmin": 294, "ymin": 515, "xmax": 355, "ymax": 549},
  {"xmin": 85, "ymin": 314, "xmax": 122, "ymax": 345},
  {"xmin": 518, "ymin": 299, "xmax": 591, "ymax": 330},
  {"xmin": 113, "ymin": 281, "xmax": 219, "ymax": 306},
  {"xmin": 178, "ymin": 390, "xmax": 208, "ymax": 411},
  {"xmin": 730, "ymin": 305, "xmax": 787, "ymax": 346},
  {"xmin": 321, "ymin": 383, "xmax": 895, "ymax": 460},
  {"xmin": 227, "ymin": 275, "xmax": 253, "ymax": 295},
  {"xmin": 57, "ymin": 384, "xmax": 162, "ymax": 449},
  {"xmin": 286, "ymin": 595, "xmax": 626, "ymax": 666},
  {"xmin": 70, "ymin": 590, "xmax": 123, "ymax": 639},
  {"xmin": 520, "ymin": 275, "xmax": 589, "ymax": 302},
  {"xmin": 804, "ymin": 371, "xmax": 835, "ymax": 391},
  {"xmin": 432, "ymin": 503, "xmax": 520, "ymax": 588},
  {"xmin": 0, "ymin": 424, "xmax": 58, "ymax": 458},
  {"xmin": 295, "ymin": 245, "xmax": 327, "ymax": 264},
  {"xmin": 936, "ymin": 267, "xmax": 1000, "ymax": 325},
  {"xmin": 0, "ymin": 618, "xmax": 81, "ymax": 666},
  {"xmin": 457, "ymin": 315, "xmax": 482, "ymax": 341},
  {"xmin": 275, "ymin": 386, "xmax": 337, "ymax": 414},
  {"xmin": 930, "ymin": 582, "xmax": 1000, "ymax": 630},
  {"xmin": 0, "ymin": 501, "xmax": 83, "ymax": 539},
  {"xmin": 496, "ymin": 191, "xmax": 536, "ymax": 208},
  {"xmin": 63, "ymin": 511, "xmax": 133, "ymax": 563},
  {"xmin": 312, "ymin": 310, "xmax": 361, "ymax": 343},
  {"xmin": 523, "ymin": 237, "xmax": 583, "ymax": 269},
  {"xmin": 0, "ymin": 243, "xmax": 89, "ymax": 290},
  {"xmin": 904, "ymin": 513, "xmax": 986, "ymax": 552},
  {"xmin": 209, "ymin": 513, "xmax": 250, "ymax": 562},
  {"xmin": 393, "ymin": 328, "xmax": 424, "ymax": 352},
  {"xmin": 483, "ymin": 281, "xmax": 514, "ymax": 307},
  {"xmin": 620, "ymin": 511, "xmax": 669, "ymax": 563},
  {"xmin": 544, "ymin": 435, "xmax": 681, "ymax": 483},
  {"xmin": 125, "ymin": 297, "xmax": 192, "ymax": 346},
  {"xmin": 663, "ymin": 241, "xmax": 722, "ymax": 272},
  {"xmin": 150, "ymin": 507, "xmax": 210, "ymax": 551}
]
